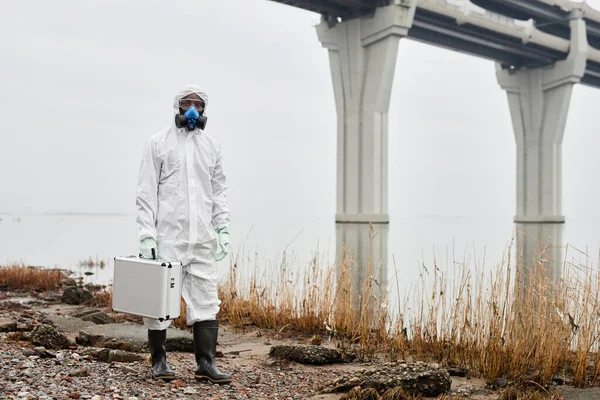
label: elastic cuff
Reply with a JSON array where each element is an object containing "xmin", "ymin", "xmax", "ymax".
[{"xmin": 215, "ymin": 224, "xmax": 229, "ymax": 234}]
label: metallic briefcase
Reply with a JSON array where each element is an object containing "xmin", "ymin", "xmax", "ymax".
[{"xmin": 112, "ymin": 256, "xmax": 183, "ymax": 321}]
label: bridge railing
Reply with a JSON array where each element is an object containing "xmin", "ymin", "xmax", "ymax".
[{"xmin": 420, "ymin": 0, "xmax": 600, "ymax": 64}]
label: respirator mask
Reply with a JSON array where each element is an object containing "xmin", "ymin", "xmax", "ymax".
[{"xmin": 175, "ymin": 99, "xmax": 207, "ymax": 131}]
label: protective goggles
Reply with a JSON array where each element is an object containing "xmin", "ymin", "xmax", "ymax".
[{"xmin": 179, "ymin": 98, "xmax": 205, "ymax": 110}]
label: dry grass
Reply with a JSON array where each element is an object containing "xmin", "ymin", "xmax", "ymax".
[
  {"xmin": 0, "ymin": 264, "xmax": 65, "ymax": 291},
  {"xmin": 214, "ymin": 227, "xmax": 600, "ymax": 389},
  {"xmin": 395, "ymin": 235, "xmax": 600, "ymax": 388},
  {"xmin": 340, "ymin": 387, "xmax": 382, "ymax": 400},
  {"xmin": 78, "ymin": 256, "xmax": 106, "ymax": 269},
  {"xmin": 174, "ymin": 297, "xmax": 188, "ymax": 329},
  {"xmin": 381, "ymin": 388, "xmax": 423, "ymax": 400},
  {"xmin": 216, "ymin": 247, "xmax": 342, "ymax": 338},
  {"xmin": 340, "ymin": 387, "xmax": 428, "ymax": 399},
  {"xmin": 340, "ymin": 388, "xmax": 381, "ymax": 400},
  {"xmin": 5, "ymin": 331, "xmax": 30, "ymax": 343},
  {"xmin": 90, "ymin": 288, "xmax": 112, "ymax": 308},
  {"xmin": 214, "ymin": 230, "xmax": 407, "ymax": 357},
  {"xmin": 496, "ymin": 388, "xmax": 565, "ymax": 400},
  {"xmin": 111, "ymin": 313, "xmax": 143, "ymax": 324}
]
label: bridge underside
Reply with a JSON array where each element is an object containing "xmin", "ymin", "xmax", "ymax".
[
  {"xmin": 411, "ymin": 8, "xmax": 600, "ymax": 87},
  {"xmin": 410, "ymin": 8, "xmax": 564, "ymax": 69},
  {"xmin": 470, "ymin": 0, "xmax": 600, "ymax": 48},
  {"xmin": 269, "ymin": 0, "xmax": 387, "ymax": 20},
  {"xmin": 278, "ymin": 0, "xmax": 600, "ymax": 52},
  {"xmin": 269, "ymin": 0, "xmax": 600, "ymax": 88}
]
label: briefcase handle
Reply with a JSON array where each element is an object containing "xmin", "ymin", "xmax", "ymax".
[{"xmin": 137, "ymin": 248, "xmax": 157, "ymax": 260}]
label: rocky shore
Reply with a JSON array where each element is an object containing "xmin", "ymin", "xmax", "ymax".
[{"xmin": 0, "ymin": 278, "xmax": 597, "ymax": 399}]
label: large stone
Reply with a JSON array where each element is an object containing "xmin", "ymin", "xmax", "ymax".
[
  {"xmin": 0, "ymin": 318, "xmax": 17, "ymax": 332},
  {"xmin": 82, "ymin": 312, "xmax": 115, "ymax": 325},
  {"xmin": 107, "ymin": 349, "xmax": 146, "ymax": 363},
  {"xmin": 61, "ymin": 287, "xmax": 93, "ymax": 305},
  {"xmin": 83, "ymin": 283, "xmax": 103, "ymax": 292},
  {"xmin": 80, "ymin": 348, "xmax": 110, "ymax": 361},
  {"xmin": 33, "ymin": 346, "xmax": 57, "ymax": 358},
  {"xmin": 319, "ymin": 361, "xmax": 452, "ymax": 397},
  {"xmin": 71, "ymin": 309, "xmax": 100, "ymax": 318},
  {"xmin": 62, "ymin": 278, "xmax": 77, "ymax": 287},
  {"xmin": 68, "ymin": 367, "xmax": 89, "ymax": 377},
  {"xmin": 30, "ymin": 324, "xmax": 74, "ymax": 350},
  {"xmin": 75, "ymin": 323, "xmax": 193, "ymax": 352},
  {"xmin": 269, "ymin": 345, "xmax": 355, "ymax": 365},
  {"xmin": 44, "ymin": 315, "xmax": 96, "ymax": 334},
  {"xmin": 76, "ymin": 331, "xmax": 138, "ymax": 352},
  {"xmin": 0, "ymin": 301, "xmax": 31, "ymax": 311},
  {"xmin": 165, "ymin": 336, "xmax": 194, "ymax": 352},
  {"xmin": 71, "ymin": 309, "xmax": 115, "ymax": 325},
  {"xmin": 78, "ymin": 347, "xmax": 144, "ymax": 363}
]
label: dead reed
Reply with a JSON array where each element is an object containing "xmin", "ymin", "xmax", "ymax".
[
  {"xmin": 78, "ymin": 256, "xmax": 106, "ymax": 269},
  {"xmin": 214, "ymin": 231, "xmax": 600, "ymax": 389},
  {"xmin": 351, "ymin": 387, "xmax": 422, "ymax": 400},
  {"xmin": 90, "ymin": 287, "xmax": 112, "ymax": 308},
  {"xmin": 0, "ymin": 264, "xmax": 65, "ymax": 291},
  {"xmin": 496, "ymin": 388, "xmax": 565, "ymax": 400},
  {"xmin": 338, "ymin": 387, "xmax": 566, "ymax": 400},
  {"xmin": 397, "ymin": 236, "xmax": 600, "ymax": 388}
]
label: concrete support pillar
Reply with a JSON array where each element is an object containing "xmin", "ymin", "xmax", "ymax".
[
  {"xmin": 317, "ymin": 3, "xmax": 415, "ymax": 225},
  {"xmin": 496, "ymin": 14, "xmax": 588, "ymax": 284},
  {"xmin": 316, "ymin": 2, "xmax": 415, "ymax": 311},
  {"xmin": 336, "ymin": 223, "xmax": 389, "ymax": 309}
]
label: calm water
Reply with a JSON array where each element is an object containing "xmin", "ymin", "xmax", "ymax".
[{"xmin": 1, "ymin": 213, "xmax": 599, "ymax": 301}]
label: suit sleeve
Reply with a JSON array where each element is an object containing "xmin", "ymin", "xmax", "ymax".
[
  {"xmin": 211, "ymin": 144, "xmax": 231, "ymax": 229},
  {"xmin": 136, "ymin": 138, "xmax": 161, "ymax": 242}
]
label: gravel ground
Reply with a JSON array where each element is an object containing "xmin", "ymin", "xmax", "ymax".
[
  {"xmin": 0, "ymin": 340, "xmax": 349, "ymax": 400},
  {"xmin": 0, "ymin": 292, "xmax": 351, "ymax": 400},
  {"xmin": 4, "ymin": 288, "xmax": 600, "ymax": 400}
]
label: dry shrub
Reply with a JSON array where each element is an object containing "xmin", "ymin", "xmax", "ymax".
[
  {"xmin": 340, "ymin": 387, "xmax": 423, "ymax": 400},
  {"xmin": 173, "ymin": 297, "xmax": 188, "ymax": 329},
  {"xmin": 400, "ymin": 235, "xmax": 600, "ymax": 387},
  {"xmin": 0, "ymin": 264, "xmax": 64, "ymax": 291},
  {"xmin": 91, "ymin": 288, "xmax": 112, "ymax": 308},
  {"xmin": 215, "ymin": 229, "xmax": 600, "ymax": 389},
  {"xmin": 497, "ymin": 388, "xmax": 564, "ymax": 400},
  {"xmin": 79, "ymin": 256, "xmax": 106, "ymax": 269},
  {"xmin": 381, "ymin": 387, "xmax": 422, "ymax": 400},
  {"xmin": 111, "ymin": 313, "xmax": 143, "ymax": 324},
  {"xmin": 217, "ymin": 247, "xmax": 341, "ymax": 337},
  {"xmin": 341, "ymin": 388, "xmax": 381, "ymax": 400},
  {"xmin": 5, "ymin": 331, "xmax": 30, "ymax": 343},
  {"xmin": 217, "ymin": 228, "xmax": 391, "ymax": 362}
]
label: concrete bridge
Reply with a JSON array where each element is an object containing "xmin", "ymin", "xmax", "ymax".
[{"xmin": 267, "ymin": 0, "xmax": 599, "ymax": 288}]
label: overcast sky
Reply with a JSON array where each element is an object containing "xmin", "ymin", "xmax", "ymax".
[{"xmin": 2, "ymin": 0, "xmax": 600, "ymax": 224}]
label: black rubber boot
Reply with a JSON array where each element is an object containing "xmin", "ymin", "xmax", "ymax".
[
  {"xmin": 193, "ymin": 320, "xmax": 232, "ymax": 384},
  {"xmin": 148, "ymin": 329, "xmax": 176, "ymax": 381}
]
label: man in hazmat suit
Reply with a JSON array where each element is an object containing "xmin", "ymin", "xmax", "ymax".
[{"xmin": 135, "ymin": 85, "xmax": 232, "ymax": 384}]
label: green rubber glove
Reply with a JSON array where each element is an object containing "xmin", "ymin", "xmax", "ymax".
[
  {"xmin": 140, "ymin": 237, "xmax": 157, "ymax": 260},
  {"xmin": 214, "ymin": 225, "xmax": 230, "ymax": 261}
]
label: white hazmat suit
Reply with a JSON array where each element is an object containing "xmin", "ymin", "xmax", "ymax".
[{"xmin": 136, "ymin": 85, "xmax": 230, "ymax": 331}]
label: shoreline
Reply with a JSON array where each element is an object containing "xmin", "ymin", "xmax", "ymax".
[
  {"xmin": 0, "ymin": 283, "xmax": 492, "ymax": 400},
  {"xmin": 1, "ymin": 261, "xmax": 600, "ymax": 399},
  {"xmin": 0, "ymin": 282, "xmax": 592, "ymax": 400}
]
